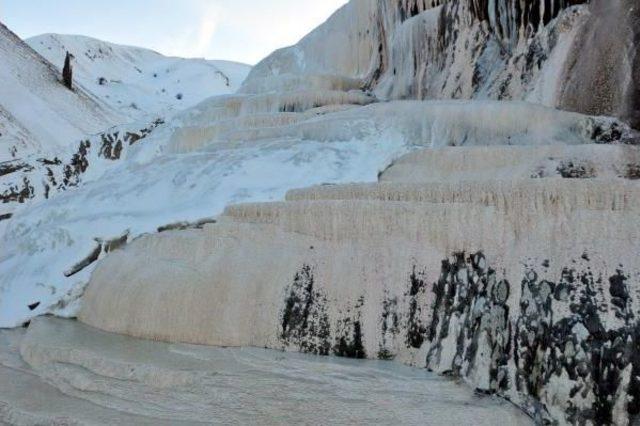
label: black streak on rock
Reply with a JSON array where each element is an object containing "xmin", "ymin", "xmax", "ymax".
[
  {"xmin": 280, "ymin": 265, "xmax": 331, "ymax": 356},
  {"xmin": 406, "ymin": 266, "xmax": 428, "ymax": 349},
  {"xmin": 63, "ymin": 243, "xmax": 102, "ymax": 277},
  {"xmin": 378, "ymin": 290, "xmax": 399, "ymax": 360},
  {"xmin": 427, "ymin": 252, "xmax": 511, "ymax": 393},
  {"xmin": 333, "ymin": 296, "xmax": 366, "ymax": 359},
  {"xmin": 427, "ymin": 251, "xmax": 640, "ymax": 424}
]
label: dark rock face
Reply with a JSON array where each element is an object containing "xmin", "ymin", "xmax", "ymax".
[
  {"xmin": 405, "ymin": 267, "xmax": 429, "ymax": 349},
  {"xmin": 426, "ymin": 252, "xmax": 640, "ymax": 425},
  {"xmin": 333, "ymin": 296, "xmax": 367, "ymax": 359},
  {"xmin": 378, "ymin": 291, "xmax": 400, "ymax": 359},
  {"xmin": 278, "ymin": 255, "xmax": 638, "ymax": 423},
  {"xmin": 468, "ymin": 0, "xmax": 589, "ymax": 39},
  {"xmin": 366, "ymin": 0, "xmax": 638, "ymax": 128},
  {"xmin": 280, "ymin": 265, "xmax": 332, "ymax": 356},
  {"xmin": 426, "ymin": 252, "xmax": 512, "ymax": 392},
  {"xmin": 0, "ymin": 119, "xmax": 163, "ymax": 209},
  {"xmin": 556, "ymin": 160, "xmax": 597, "ymax": 178}
]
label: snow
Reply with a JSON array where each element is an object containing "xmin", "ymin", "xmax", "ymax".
[
  {"xmin": 28, "ymin": 34, "xmax": 251, "ymax": 121},
  {"xmin": 0, "ymin": 0, "xmax": 636, "ymax": 337},
  {"xmin": 0, "ymin": 24, "xmax": 120, "ymax": 161},
  {"xmin": 0, "ymin": 2, "xmax": 638, "ymax": 424},
  {"xmin": 0, "ymin": 128, "xmax": 409, "ymax": 327}
]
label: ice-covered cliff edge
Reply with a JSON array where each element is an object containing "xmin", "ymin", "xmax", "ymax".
[
  {"xmin": 244, "ymin": 0, "xmax": 639, "ymax": 127},
  {"xmin": 81, "ymin": 144, "xmax": 640, "ymax": 425}
]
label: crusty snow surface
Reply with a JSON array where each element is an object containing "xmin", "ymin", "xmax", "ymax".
[
  {"xmin": 0, "ymin": 121, "xmax": 408, "ymax": 326},
  {"xmin": 0, "ymin": 96, "xmax": 625, "ymax": 327}
]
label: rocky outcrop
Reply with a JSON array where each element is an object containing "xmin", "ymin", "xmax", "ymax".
[
  {"xmin": 0, "ymin": 118, "xmax": 163, "ymax": 210},
  {"xmin": 244, "ymin": 0, "xmax": 639, "ymax": 128}
]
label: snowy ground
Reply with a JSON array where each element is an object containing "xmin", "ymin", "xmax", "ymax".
[
  {"xmin": 0, "ymin": 25, "xmax": 120, "ymax": 162},
  {"xmin": 28, "ymin": 34, "xmax": 251, "ymax": 121},
  {"xmin": 0, "ymin": 123, "xmax": 409, "ymax": 327}
]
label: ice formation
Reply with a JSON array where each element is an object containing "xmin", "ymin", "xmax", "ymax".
[{"xmin": 1, "ymin": 0, "xmax": 639, "ymax": 424}]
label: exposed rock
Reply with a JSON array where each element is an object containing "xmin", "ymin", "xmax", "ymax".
[
  {"xmin": 156, "ymin": 217, "xmax": 216, "ymax": 233},
  {"xmin": 63, "ymin": 243, "xmax": 102, "ymax": 278},
  {"xmin": 245, "ymin": 0, "xmax": 639, "ymax": 127},
  {"xmin": 0, "ymin": 118, "xmax": 163, "ymax": 207},
  {"xmin": 3, "ymin": 2, "xmax": 640, "ymax": 424}
]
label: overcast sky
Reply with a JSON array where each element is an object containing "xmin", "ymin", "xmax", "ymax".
[{"xmin": 0, "ymin": 0, "xmax": 348, "ymax": 64}]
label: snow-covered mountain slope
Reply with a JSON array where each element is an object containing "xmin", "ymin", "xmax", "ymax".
[
  {"xmin": 28, "ymin": 34, "xmax": 251, "ymax": 121},
  {"xmin": 0, "ymin": 24, "xmax": 122, "ymax": 161}
]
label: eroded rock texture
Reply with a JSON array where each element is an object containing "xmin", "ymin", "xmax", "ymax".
[
  {"xmin": 78, "ymin": 149, "xmax": 640, "ymax": 424},
  {"xmin": 245, "ymin": 0, "xmax": 639, "ymax": 128},
  {"xmin": 425, "ymin": 252, "xmax": 640, "ymax": 424},
  {"xmin": 280, "ymin": 265, "xmax": 332, "ymax": 356},
  {"xmin": 0, "ymin": 118, "xmax": 162, "ymax": 208}
]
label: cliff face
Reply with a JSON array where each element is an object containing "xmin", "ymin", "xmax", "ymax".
[{"xmin": 244, "ymin": 0, "xmax": 639, "ymax": 127}]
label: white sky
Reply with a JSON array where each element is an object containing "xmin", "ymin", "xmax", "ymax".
[{"xmin": 0, "ymin": 0, "xmax": 348, "ymax": 64}]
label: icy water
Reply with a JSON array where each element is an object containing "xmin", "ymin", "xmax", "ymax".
[{"xmin": 1, "ymin": 318, "xmax": 532, "ymax": 425}]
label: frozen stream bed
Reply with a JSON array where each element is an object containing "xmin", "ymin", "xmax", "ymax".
[{"xmin": 0, "ymin": 317, "xmax": 532, "ymax": 425}]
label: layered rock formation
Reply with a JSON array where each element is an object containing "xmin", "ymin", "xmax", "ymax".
[
  {"xmin": 2, "ymin": 0, "xmax": 639, "ymax": 424},
  {"xmin": 80, "ymin": 140, "xmax": 640, "ymax": 424},
  {"xmin": 244, "ymin": 0, "xmax": 639, "ymax": 126}
]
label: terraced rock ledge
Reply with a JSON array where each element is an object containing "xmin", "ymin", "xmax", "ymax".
[{"xmin": 79, "ymin": 142, "xmax": 640, "ymax": 425}]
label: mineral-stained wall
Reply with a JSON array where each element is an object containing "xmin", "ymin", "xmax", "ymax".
[
  {"xmin": 243, "ymin": 0, "xmax": 638, "ymax": 127},
  {"xmin": 8, "ymin": 1, "xmax": 639, "ymax": 425},
  {"xmin": 80, "ymin": 142, "xmax": 640, "ymax": 425}
]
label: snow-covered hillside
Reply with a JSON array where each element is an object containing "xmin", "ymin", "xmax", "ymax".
[
  {"xmin": 0, "ymin": 24, "xmax": 121, "ymax": 161},
  {"xmin": 1, "ymin": 30, "xmax": 251, "ymax": 237},
  {"xmin": 28, "ymin": 34, "xmax": 251, "ymax": 120}
]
